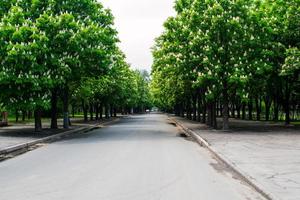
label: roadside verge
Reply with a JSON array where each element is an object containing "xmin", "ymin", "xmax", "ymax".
[{"xmin": 0, "ymin": 117, "xmax": 120, "ymax": 162}]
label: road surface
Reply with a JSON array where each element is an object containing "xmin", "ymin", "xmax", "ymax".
[{"xmin": 0, "ymin": 114, "xmax": 264, "ymax": 200}]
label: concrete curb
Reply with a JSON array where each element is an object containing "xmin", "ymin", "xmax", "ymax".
[
  {"xmin": 170, "ymin": 117, "xmax": 281, "ymax": 200},
  {"xmin": 0, "ymin": 117, "xmax": 120, "ymax": 159}
]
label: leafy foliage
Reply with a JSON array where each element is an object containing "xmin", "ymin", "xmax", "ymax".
[
  {"xmin": 0, "ymin": 0, "xmax": 151, "ymax": 129},
  {"xmin": 151, "ymin": 0, "xmax": 300, "ymax": 128}
]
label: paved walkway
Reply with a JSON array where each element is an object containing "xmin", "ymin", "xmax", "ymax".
[
  {"xmin": 0, "ymin": 119, "xmax": 108, "ymax": 150},
  {"xmin": 0, "ymin": 125, "xmax": 64, "ymax": 150},
  {"xmin": 172, "ymin": 116, "xmax": 300, "ymax": 200}
]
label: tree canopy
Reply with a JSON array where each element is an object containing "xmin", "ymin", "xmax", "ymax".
[
  {"xmin": 151, "ymin": 0, "xmax": 300, "ymax": 129},
  {"xmin": 0, "ymin": 0, "xmax": 152, "ymax": 131}
]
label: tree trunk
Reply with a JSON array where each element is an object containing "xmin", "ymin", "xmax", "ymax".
[
  {"xmin": 34, "ymin": 109, "xmax": 42, "ymax": 132},
  {"xmin": 51, "ymin": 89, "xmax": 58, "ymax": 129},
  {"xmin": 292, "ymin": 98, "xmax": 296, "ymax": 121},
  {"xmin": 255, "ymin": 97, "xmax": 261, "ymax": 121},
  {"xmin": 28, "ymin": 111, "xmax": 32, "ymax": 120},
  {"xmin": 180, "ymin": 103, "xmax": 184, "ymax": 117},
  {"xmin": 212, "ymin": 101, "xmax": 218, "ymax": 129},
  {"xmin": 193, "ymin": 96, "xmax": 197, "ymax": 121},
  {"xmin": 72, "ymin": 105, "xmax": 75, "ymax": 118},
  {"xmin": 114, "ymin": 108, "xmax": 117, "ymax": 117},
  {"xmin": 110, "ymin": 104, "xmax": 113, "ymax": 118},
  {"xmin": 284, "ymin": 79, "xmax": 290, "ymax": 125},
  {"xmin": 222, "ymin": 81, "xmax": 229, "ymax": 130},
  {"xmin": 185, "ymin": 104, "xmax": 188, "ymax": 119},
  {"xmin": 273, "ymin": 97, "xmax": 279, "ymax": 121},
  {"xmin": 22, "ymin": 110, "xmax": 26, "ymax": 122},
  {"xmin": 89, "ymin": 103, "xmax": 94, "ymax": 121},
  {"xmin": 220, "ymin": 103, "xmax": 223, "ymax": 117},
  {"xmin": 63, "ymin": 87, "xmax": 69, "ymax": 129},
  {"xmin": 100, "ymin": 103, "xmax": 103, "ymax": 119},
  {"xmin": 188, "ymin": 98, "xmax": 193, "ymax": 120},
  {"xmin": 202, "ymin": 99, "xmax": 207, "ymax": 124},
  {"xmin": 265, "ymin": 96, "xmax": 271, "ymax": 121},
  {"xmin": 248, "ymin": 99, "xmax": 253, "ymax": 120},
  {"xmin": 15, "ymin": 111, "xmax": 19, "ymax": 122},
  {"xmin": 186, "ymin": 101, "xmax": 191, "ymax": 119},
  {"xmin": 216, "ymin": 101, "xmax": 219, "ymax": 117},
  {"xmin": 197, "ymin": 94, "xmax": 201, "ymax": 122},
  {"xmin": 207, "ymin": 102, "xmax": 212, "ymax": 126},
  {"xmin": 105, "ymin": 104, "xmax": 109, "ymax": 119},
  {"xmin": 236, "ymin": 101, "xmax": 241, "ymax": 119},
  {"xmin": 175, "ymin": 104, "xmax": 180, "ymax": 116},
  {"xmin": 95, "ymin": 103, "xmax": 99, "ymax": 120},
  {"xmin": 242, "ymin": 103, "xmax": 246, "ymax": 120},
  {"xmin": 82, "ymin": 100, "xmax": 88, "ymax": 122},
  {"xmin": 231, "ymin": 103, "xmax": 235, "ymax": 118},
  {"xmin": 2, "ymin": 111, "xmax": 8, "ymax": 125}
]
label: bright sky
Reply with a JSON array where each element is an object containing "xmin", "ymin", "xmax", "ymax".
[{"xmin": 101, "ymin": 0, "xmax": 176, "ymax": 72}]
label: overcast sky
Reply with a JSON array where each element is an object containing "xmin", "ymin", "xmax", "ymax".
[{"xmin": 101, "ymin": 0, "xmax": 176, "ymax": 72}]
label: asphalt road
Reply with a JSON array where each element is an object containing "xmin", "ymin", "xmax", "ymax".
[{"xmin": 0, "ymin": 114, "xmax": 264, "ymax": 200}]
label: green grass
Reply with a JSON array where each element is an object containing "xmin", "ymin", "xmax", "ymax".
[
  {"xmin": 6, "ymin": 114, "xmax": 84, "ymax": 124},
  {"xmin": 8, "ymin": 117, "xmax": 51, "ymax": 124}
]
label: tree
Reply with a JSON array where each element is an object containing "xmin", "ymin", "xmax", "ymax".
[
  {"xmin": 0, "ymin": 0, "xmax": 138, "ymax": 131},
  {"xmin": 151, "ymin": 0, "xmax": 300, "ymax": 129}
]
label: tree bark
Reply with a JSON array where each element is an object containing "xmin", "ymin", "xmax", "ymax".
[
  {"xmin": 110, "ymin": 104, "xmax": 113, "ymax": 118},
  {"xmin": 197, "ymin": 93, "xmax": 201, "ymax": 122},
  {"xmin": 231, "ymin": 103, "xmax": 235, "ymax": 118},
  {"xmin": 105, "ymin": 104, "xmax": 109, "ymax": 119},
  {"xmin": 273, "ymin": 97, "xmax": 279, "ymax": 121},
  {"xmin": 265, "ymin": 96, "xmax": 271, "ymax": 121},
  {"xmin": 63, "ymin": 87, "xmax": 69, "ymax": 129},
  {"xmin": 72, "ymin": 105, "xmax": 75, "ymax": 118},
  {"xmin": 28, "ymin": 111, "xmax": 32, "ymax": 120},
  {"xmin": 192, "ymin": 95, "xmax": 197, "ymax": 121},
  {"xmin": 34, "ymin": 108, "xmax": 42, "ymax": 132},
  {"xmin": 100, "ymin": 103, "xmax": 103, "ymax": 119},
  {"xmin": 213, "ymin": 101, "xmax": 218, "ymax": 129},
  {"xmin": 22, "ymin": 110, "xmax": 26, "ymax": 122},
  {"xmin": 51, "ymin": 89, "xmax": 58, "ymax": 129},
  {"xmin": 284, "ymin": 79, "xmax": 290, "ymax": 125},
  {"xmin": 15, "ymin": 111, "xmax": 19, "ymax": 122},
  {"xmin": 255, "ymin": 97, "xmax": 261, "ymax": 121},
  {"xmin": 180, "ymin": 103, "xmax": 184, "ymax": 118},
  {"xmin": 248, "ymin": 99, "xmax": 253, "ymax": 120},
  {"xmin": 242, "ymin": 103, "xmax": 246, "ymax": 120},
  {"xmin": 82, "ymin": 100, "xmax": 88, "ymax": 122},
  {"xmin": 202, "ymin": 99, "xmax": 207, "ymax": 124},
  {"xmin": 114, "ymin": 108, "xmax": 117, "ymax": 117},
  {"xmin": 95, "ymin": 103, "xmax": 99, "ymax": 120},
  {"xmin": 222, "ymin": 81, "xmax": 229, "ymax": 130},
  {"xmin": 236, "ymin": 101, "xmax": 241, "ymax": 119},
  {"xmin": 89, "ymin": 103, "xmax": 94, "ymax": 121},
  {"xmin": 207, "ymin": 102, "xmax": 212, "ymax": 126}
]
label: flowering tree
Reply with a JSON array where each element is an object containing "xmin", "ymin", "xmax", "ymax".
[
  {"xmin": 151, "ymin": 0, "xmax": 300, "ymax": 128},
  {"xmin": 0, "ymin": 0, "xmax": 149, "ymax": 131}
]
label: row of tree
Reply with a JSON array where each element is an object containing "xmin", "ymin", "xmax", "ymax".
[
  {"xmin": 0, "ymin": 0, "xmax": 152, "ymax": 131},
  {"xmin": 151, "ymin": 0, "xmax": 299, "ymax": 129}
]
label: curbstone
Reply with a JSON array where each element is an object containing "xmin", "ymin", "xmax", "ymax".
[{"xmin": 170, "ymin": 117, "xmax": 281, "ymax": 200}]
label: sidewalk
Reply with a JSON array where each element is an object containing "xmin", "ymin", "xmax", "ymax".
[
  {"xmin": 171, "ymin": 116, "xmax": 300, "ymax": 200},
  {"xmin": 0, "ymin": 118, "xmax": 117, "ymax": 151}
]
